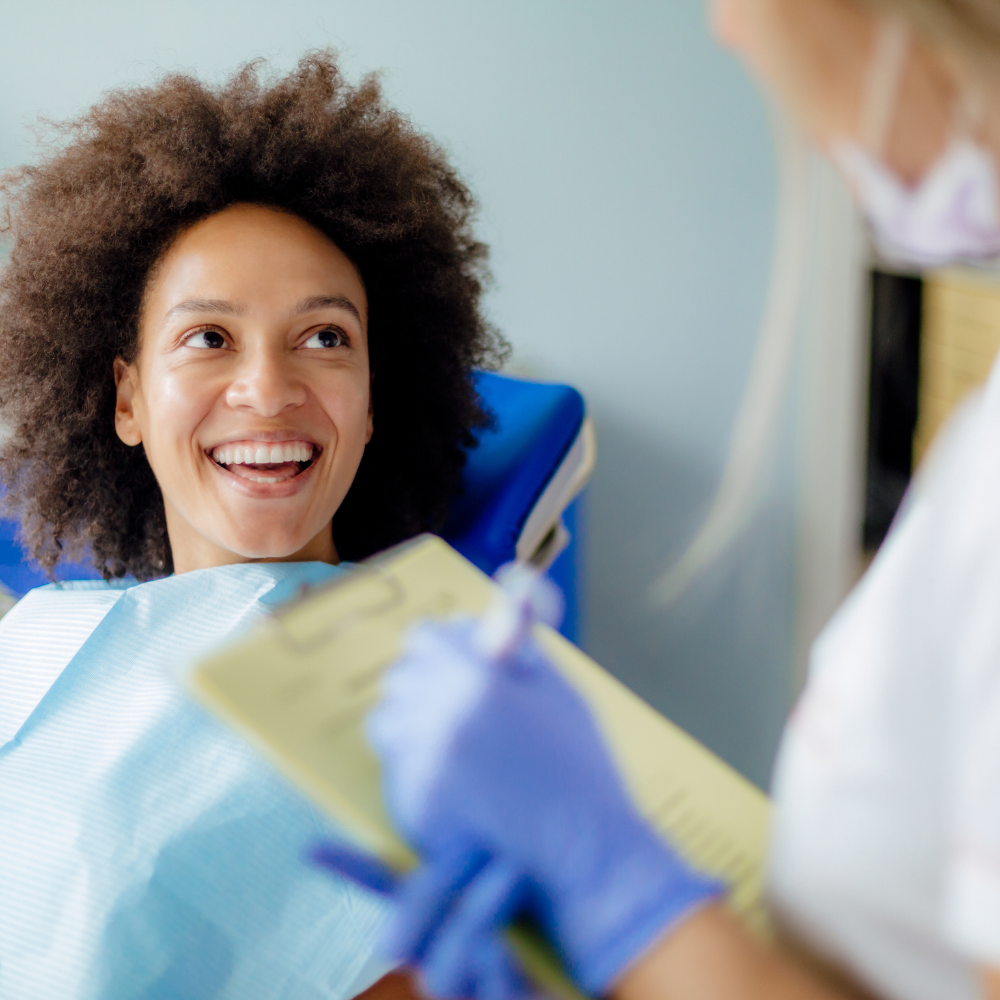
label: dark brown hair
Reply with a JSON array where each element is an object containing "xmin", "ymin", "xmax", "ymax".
[{"xmin": 0, "ymin": 52, "xmax": 506, "ymax": 580}]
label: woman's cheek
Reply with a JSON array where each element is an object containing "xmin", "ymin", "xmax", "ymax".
[
  {"xmin": 323, "ymin": 373, "xmax": 372, "ymax": 448},
  {"xmin": 145, "ymin": 368, "xmax": 221, "ymax": 465},
  {"xmin": 163, "ymin": 366, "xmax": 222, "ymax": 416}
]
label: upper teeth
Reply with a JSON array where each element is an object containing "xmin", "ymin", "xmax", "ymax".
[{"xmin": 211, "ymin": 442, "xmax": 314, "ymax": 465}]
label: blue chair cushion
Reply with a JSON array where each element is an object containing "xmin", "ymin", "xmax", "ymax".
[{"xmin": 442, "ymin": 371, "xmax": 585, "ymax": 575}]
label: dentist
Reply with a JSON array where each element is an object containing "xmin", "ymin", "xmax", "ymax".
[{"xmin": 326, "ymin": 2, "xmax": 1000, "ymax": 999}]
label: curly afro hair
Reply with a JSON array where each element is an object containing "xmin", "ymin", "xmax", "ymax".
[{"xmin": 0, "ymin": 52, "xmax": 507, "ymax": 581}]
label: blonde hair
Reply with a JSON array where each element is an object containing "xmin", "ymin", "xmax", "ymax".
[{"xmin": 860, "ymin": 0, "xmax": 1000, "ymax": 67}]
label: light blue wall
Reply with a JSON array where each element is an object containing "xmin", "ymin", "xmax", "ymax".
[{"xmin": 1, "ymin": 0, "xmax": 788, "ymax": 787}]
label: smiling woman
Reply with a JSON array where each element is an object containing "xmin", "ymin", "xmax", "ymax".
[{"xmin": 0, "ymin": 53, "xmax": 504, "ymax": 999}]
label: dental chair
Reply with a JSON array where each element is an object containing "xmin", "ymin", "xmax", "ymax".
[
  {"xmin": 443, "ymin": 371, "xmax": 594, "ymax": 642},
  {"xmin": 0, "ymin": 371, "xmax": 594, "ymax": 641}
]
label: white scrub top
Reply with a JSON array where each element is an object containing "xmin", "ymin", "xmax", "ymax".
[
  {"xmin": 768, "ymin": 361, "xmax": 1000, "ymax": 1000},
  {"xmin": 0, "ymin": 561, "xmax": 393, "ymax": 1000}
]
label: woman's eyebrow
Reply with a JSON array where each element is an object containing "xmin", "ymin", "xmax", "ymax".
[
  {"xmin": 165, "ymin": 298, "xmax": 246, "ymax": 319},
  {"xmin": 162, "ymin": 295, "xmax": 363, "ymax": 324},
  {"xmin": 294, "ymin": 295, "xmax": 363, "ymax": 325}
]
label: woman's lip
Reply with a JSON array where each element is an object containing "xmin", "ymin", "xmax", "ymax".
[{"xmin": 206, "ymin": 432, "xmax": 321, "ymax": 447}]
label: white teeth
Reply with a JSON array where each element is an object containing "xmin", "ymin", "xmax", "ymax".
[{"xmin": 211, "ymin": 441, "xmax": 315, "ymax": 467}]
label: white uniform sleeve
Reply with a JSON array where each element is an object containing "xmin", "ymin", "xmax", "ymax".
[{"xmin": 945, "ymin": 538, "xmax": 1000, "ymax": 970}]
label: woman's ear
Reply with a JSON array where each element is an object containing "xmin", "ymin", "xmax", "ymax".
[{"xmin": 114, "ymin": 358, "xmax": 143, "ymax": 446}]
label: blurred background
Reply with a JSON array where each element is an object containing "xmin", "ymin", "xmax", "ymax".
[{"xmin": 8, "ymin": 0, "xmax": 957, "ymax": 791}]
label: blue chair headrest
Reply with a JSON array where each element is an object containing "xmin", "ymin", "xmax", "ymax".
[{"xmin": 442, "ymin": 371, "xmax": 585, "ymax": 575}]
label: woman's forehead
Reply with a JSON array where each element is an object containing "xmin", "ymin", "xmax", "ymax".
[{"xmin": 143, "ymin": 205, "xmax": 368, "ymax": 329}]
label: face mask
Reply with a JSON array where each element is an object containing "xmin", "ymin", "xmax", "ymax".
[
  {"xmin": 832, "ymin": 18, "xmax": 1000, "ymax": 267},
  {"xmin": 833, "ymin": 136, "xmax": 1000, "ymax": 267}
]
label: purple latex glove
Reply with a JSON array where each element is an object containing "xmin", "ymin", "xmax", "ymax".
[{"xmin": 362, "ymin": 618, "xmax": 723, "ymax": 996}]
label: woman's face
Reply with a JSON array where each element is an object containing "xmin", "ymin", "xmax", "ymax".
[{"xmin": 115, "ymin": 204, "xmax": 373, "ymax": 574}]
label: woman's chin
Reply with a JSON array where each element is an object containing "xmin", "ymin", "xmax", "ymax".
[
  {"xmin": 228, "ymin": 537, "xmax": 327, "ymax": 563},
  {"xmin": 166, "ymin": 492, "xmax": 340, "ymax": 571},
  {"xmin": 198, "ymin": 519, "xmax": 333, "ymax": 565}
]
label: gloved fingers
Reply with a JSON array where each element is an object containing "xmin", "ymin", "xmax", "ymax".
[
  {"xmin": 383, "ymin": 845, "xmax": 491, "ymax": 964},
  {"xmin": 418, "ymin": 932, "xmax": 530, "ymax": 1000},
  {"xmin": 367, "ymin": 622, "xmax": 492, "ymax": 840},
  {"xmin": 476, "ymin": 935, "xmax": 537, "ymax": 1000},
  {"xmin": 307, "ymin": 842, "xmax": 400, "ymax": 897},
  {"xmin": 418, "ymin": 858, "xmax": 530, "ymax": 1000},
  {"xmin": 374, "ymin": 620, "xmax": 478, "ymax": 718},
  {"xmin": 399, "ymin": 618, "xmax": 478, "ymax": 660}
]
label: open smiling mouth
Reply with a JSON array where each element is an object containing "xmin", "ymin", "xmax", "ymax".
[{"xmin": 209, "ymin": 442, "xmax": 319, "ymax": 484}]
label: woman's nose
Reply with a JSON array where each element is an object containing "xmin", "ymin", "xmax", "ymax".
[{"xmin": 224, "ymin": 349, "xmax": 307, "ymax": 416}]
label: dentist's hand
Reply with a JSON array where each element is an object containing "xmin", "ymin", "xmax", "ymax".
[{"xmin": 361, "ymin": 619, "xmax": 723, "ymax": 998}]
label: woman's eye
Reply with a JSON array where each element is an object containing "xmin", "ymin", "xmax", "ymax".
[
  {"xmin": 302, "ymin": 328, "xmax": 346, "ymax": 349},
  {"xmin": 185, "ymin": 329, "xmax": 227, "ymax": 349}
]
